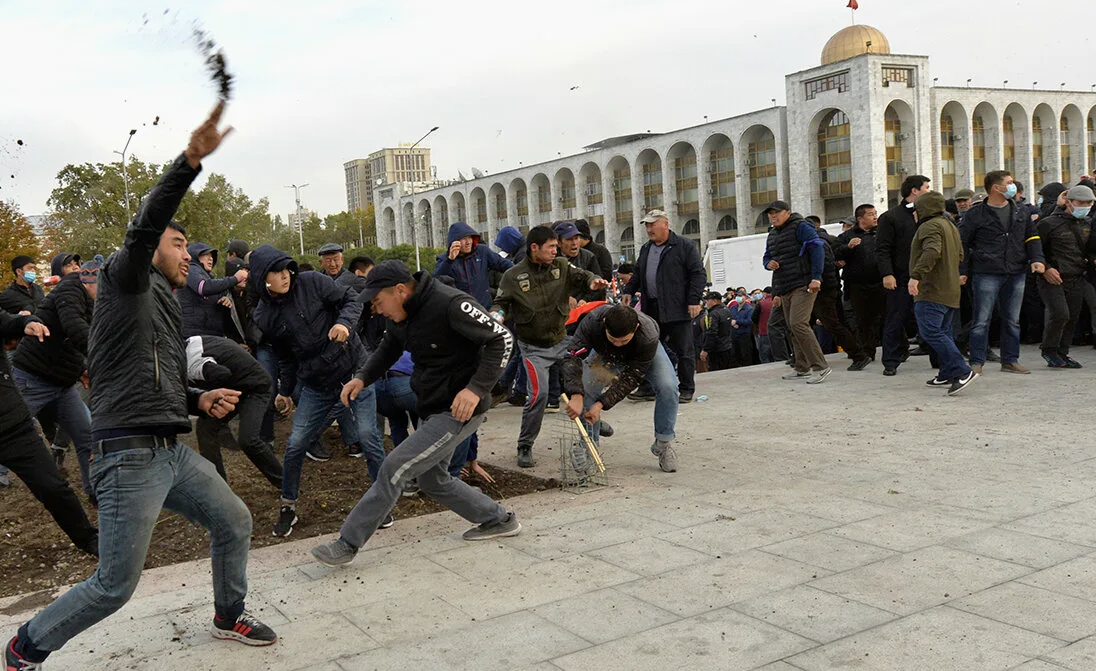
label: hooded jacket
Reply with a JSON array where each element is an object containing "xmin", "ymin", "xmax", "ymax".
[
  {"xmin": 250, "ymin": 244, "xmax": 366, "ymax": 395},
  {"xmin": 624, "ymin": 230, "xmax": 707, "ymax": 323},
  {"xmin": 88, "ymin": 153, "xmax": 207, "ymax": 436},
  {"xmin": 909, "ymin": 192, "xmax": 964, "ymax": 308},
  {"xmin": 434, "ymin": 222, "xmax": 513, "ymax": 306},
  {"xmin": 959, "ymin": 198, "xmax": 1045, "ymax": 276},
  {"xmin": 179, "ymin": 242, "xmax": 239, "ymax": 339},
  {"xmin": 493, "ymin": 226, "xmax": 527, "ymax": 264},
  {"xmin": 13, "ymin": 272, "xmax": 94, "ymax": 386},
  {"xmin": 1037, "ymin": 208, "xmax": 1096, "ymax": 280},
  {"xmin": 355, "ymin": 272, "xmax": 512, "ymax": 419}
]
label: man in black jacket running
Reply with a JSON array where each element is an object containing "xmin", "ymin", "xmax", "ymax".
[
  {"xmin": 311, "ymin": 261, "xmax": 521, "ymax": 567},
  {"xmin": 6, "ymin": 103, "xmax": 278, "ymax": 671}
]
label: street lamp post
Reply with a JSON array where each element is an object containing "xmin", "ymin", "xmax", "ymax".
[
  {"xmin": 285, "ymin": 184, "xmax": 310, "ymax": 255},
  {"xmin": 408, "ymin": 126, "xmax": 439, "ymax": 271},
  {"xmin": 113, "ymin": 129, "xmax": 137, "ymax": 222}
]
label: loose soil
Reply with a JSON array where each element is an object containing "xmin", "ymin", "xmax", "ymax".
[{"xmin": 0, "ymin": 421, "xmax": 553, "ymax": 601}]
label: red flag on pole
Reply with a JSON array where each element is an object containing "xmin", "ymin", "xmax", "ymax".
[{"xmin": 847, "ymin": 0, "xmax": 859, "ymax": 8}]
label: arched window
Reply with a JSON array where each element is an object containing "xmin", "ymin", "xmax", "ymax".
[
  {"xmin": 818, "ymin": 111, "xmax": 852, "ymax": 198},
  {"xmin": 940, "ymin": 115, "xmax": 956, "ymax": 190},
  {"xmin": 716, "ymin": 215, "xmax": 738, "ymax": 239},
  {"xmin": 972, "ymin": 115, "xmax": 986, "ymax": 187},
  {"xmin": 620, "ymin": 227, "xmax": 635, "ymax": 262},
  {"xmin": 1061, "ymin": 114, "xmax": 1072, "ymax": 185}
]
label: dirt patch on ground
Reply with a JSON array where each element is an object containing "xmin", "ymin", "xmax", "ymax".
[{"xmin": 0, "ymin": 421, "xmax": 553, "ymax": 600}]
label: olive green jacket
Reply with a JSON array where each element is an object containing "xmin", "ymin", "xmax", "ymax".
[{"xmin": 493, "ymin": 257, "xmax": 597, "ymax": 347}]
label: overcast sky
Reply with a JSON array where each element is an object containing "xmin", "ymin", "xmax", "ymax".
[{"xmin": 0, "ymin": 0, "xmax": 1089, "ymax": 221}]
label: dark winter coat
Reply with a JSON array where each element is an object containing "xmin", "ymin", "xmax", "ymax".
[
  {"xmin": 356, "ymin": 272, "xmax": 511, "ymax": 419},
  {"xmin": 250, "ymin": 245, "xmax": 366, "ymax": 395},
  {"xmin": 703, "ymin": 303, "xmax": 733, "ymax": 353},
  {"xmin": 0, "ymin": 311, "xmax": 41, "ymax": 434},
  {"xmin": 88, "ymin": 153, "xmax": 206, "ymax": 436},
  {"xmin": 623, "ymin": 231, "xmax": 707, "ymax": 323},
  {"xmin": 835, "ymin": 226, "xmax": 882, "ymax": 287},
  {"xmin": 561, "ymin": 247, "xmax": 605, "ymax": 301},
  {"xmin": 959, "ymin": 199, "xmax": 1045, "ymax": 276},
  {"xmin": 763, "ymin": 214, "xmax": 824, "ymax": 296},
  {"xmin": 876, "ymin": 200, "xmax": 918, "ymax": 281},
  {"xmin": 584, "ymin": 240, "xmax": 614, "ymax": 281},
  {"xmin": 0, "ymin": 281, "xmax": 45, "ymax": 314},
  {"xmin": 434, "ymin": 221, "xmax": 513, "ymax": 306},
  {"xmin": 561, "ymin": 305, "xmax": 660, "ymax": 411},
  {"xmin": 185, "ymin": 335, "xmax": 271, "ymax": 395},
  {"xmin": 13, "ymin": 272, "xmax": 94, "ymax": 386},
  {"xmin": 179, "ymin": 242, "xmax": 238, "ymax": 339},
  {"xmin": 1037, "ymin": 209, "xmax": 1096, "ymax": 280}
]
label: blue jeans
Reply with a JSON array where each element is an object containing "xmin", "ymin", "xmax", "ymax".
[
  {"xmin": 581, "ymin": 343, "xmax": 678, "ymax": 444},
  {"xmin": 374, "ymin": 375, "xmax": 417, "ymax": 446},
  {"xmin": 13, "ymin": 368, "xmax": 94, "ymax": 500},
  {"xmin": 282, "ymin": 384, "xmax": 384, "ymax": 503},
  {"xmin": 914, "ymin": 301, "xmax": 971, "ymax": 381},
  {"xmin": 969, "ymin": 272, "xmax": 1025, "ymax": 365},
  {"xmin": 18, "ymin": 441, "xmax": 252, "ymax": 662}
]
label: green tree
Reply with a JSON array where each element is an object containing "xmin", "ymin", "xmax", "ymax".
[{"xmin": 0, "ymin": 200, "xmax": 40, "ymax": 284}]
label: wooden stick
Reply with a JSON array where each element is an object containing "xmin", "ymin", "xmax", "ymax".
[{"xmin": 560, "ymin": 394, "xmax": 605, "ymax": 473}]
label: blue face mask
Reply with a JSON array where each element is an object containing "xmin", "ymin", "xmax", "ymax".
[
  {"xmin": 752, "ymin": 292, "xmax": 763, "ymax": 301},
  {"xmin": 22, "ymin": 271, "xmax": 36, "ymax": 284},
  {"xmin": 1073, "ymin": 206, "xmax": 1092, "ymax": 220},
  {"xmin": 734, "ymin": 296, "xmax": 746, "ymax": 304},
  {"xmin": 1003, "ymin": 183, "xmax": 1018, "ymax": 199},
  {"xmin": 1037, "ymin": 197, "xmax": 1044, "ymax": 206}
]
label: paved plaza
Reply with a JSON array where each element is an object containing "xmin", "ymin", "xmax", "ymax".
[{"xmin": 4, "ymin": 345, "xmax": 1096, "ymax": 670}]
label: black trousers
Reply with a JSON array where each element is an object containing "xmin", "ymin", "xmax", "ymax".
[
  {"xmin": 882, "ymin": 284, "xmax": 914, "ymax": 368},
  {"xmin": 848, "ymin": 283, "xmax": 886, "ymax": 358},
  {"xmin": 706, "ymin": 349, "xmax": 734, "ymax": 371},
  {"xmin": 813, "ymin": 288, "xmax": 861, "ymax": 359},
  {"xmin": 196, "ymin": 389, "xmax": 283, "ymax": 488},
  {"xmin": 641, "ymin": 299, "xmax": 696, "ymax": 395},
  {"xmin": 1, "ymin": 418, "xmax": 96, "ymax": 552},
  {"xmin": 767, "ymin": 304, "xmax": 791, "ymax": 361},
  {"xmin": 730, "ymin": 336, "xmax": 755, "ymax": 367},
  {"xmin": 1038, "ymin": 275, "xmax": 1083, "ymax": 355}
]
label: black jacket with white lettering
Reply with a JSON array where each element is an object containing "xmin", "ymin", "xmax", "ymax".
[{"xmin": 354, "ymin": 272, "xmax": 512, "ymax": 419}]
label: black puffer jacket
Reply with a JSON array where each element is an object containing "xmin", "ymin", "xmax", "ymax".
[
  {"xmin": 88, "ymin": 153, "xmax": 204, "ymax": 435},
  {"xmin": 185, "ymin": 335, "xmax": 271, "ymax": 395},
  {"xmin": 0, "ymin": 281, "xmax": 45, "ymax": 314},
  {"xmin": 250, "ymin": 245, "xmax": 366, "ymax": 395},
  {"xmin": 13, "ymin": 272, "xmax": 93, "ymax": 386},
  {"xmin": 355, "ymin": 272, "xmax": 512, "ymax": 419},
  {"xmin": 623, "ymin": 231, "xmax": 706, "ymax": 323},
  {"xmin": 179, "ymin": 242, "xmax": 237, "ymax": 339},
  {"xmin": 0, "ymin": 311, "xmax": 40, "ymax": 434}
]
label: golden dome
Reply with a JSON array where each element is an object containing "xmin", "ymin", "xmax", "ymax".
[{"xmin": 821, "ymin": 25, "xmax": 890, "ymax": 65}]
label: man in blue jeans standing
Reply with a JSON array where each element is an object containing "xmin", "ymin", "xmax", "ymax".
[
  {"xmin": 909, "ymin": 191, "xmax": 978, "ymax": 396},
  {"xmin": 562, "ymin": 304, "xmax": 679, "ymax": 472},
  {"xmin": 6, "ymin": 103, "xmax": 279, "ymax": 670},
  {"xmin": 959, "ymin": 170, "xmax": 1046, "ymax": 375},
  {"xmin": 250, "ymin": 244, "xmax": 385, "ymax": 537}
]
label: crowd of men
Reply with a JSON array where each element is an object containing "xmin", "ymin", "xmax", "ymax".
[{"xmin": 4, "ymin": 97, "xmax": 1095, "ymax": 668}]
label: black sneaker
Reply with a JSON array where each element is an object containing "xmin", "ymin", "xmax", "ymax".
[
  {"xmin": 679, "ymin": 393, "xmax": 694, "ymax": 403},
  {"xmin": 379, "ymin": 513, "xmax": 394, "ymax": 529},
  {"xmin": 5, "ymin": 636, "xmax": 42, "ymax": 670},
  {"xmin": 306, "ymin": 442, "xmax": 331, "ymax": 462},
  {"xmin": 947, "ymin": 370, "xmax": 978, "ymax": 396},
  {"xmin": 627, "ymin": 391, "xmax": 656, "ymax": 402},
  {"xmin": 883, "ymin": 366, "xmax": 898, "ymax": 376},
  {"xmin": 599, "ymin": 420, "xmax": 614, "ymax": 438},
  {"xmin": 517, "ymin": 445, "xmax": 534, "ymax": 468},
  {"xmin": 926, "ymin": 376, "xmax": 951, "ymax": 386},
  {"xmin": 1063, "ymin": 355, "xmax": 1084, "ymax": 369},
  {"xmin": 272, "ymin": 506, "xmax": 298, "ymax": 537},
  {"xmin": 507, "ymin": 393, "xmax": 528, "ymax": 407},
  {"xmin": 402, "ymin": 479, "xmax": 420, "ymax": 498},
  {"xmin": 51, "ymin": 445, "xmax": 66, "ymax": 469},
  {"xmin": 545, "ymin": 399, "xmax": 560, "ymax": 413},
  {"xmin": 212, "ymin": 611, "xmax": 278, "ymax": 646},
  {"xmin": 347, "ymin": 443, "xmax": 364, "ymax": 459},
  {"xmin": 1042, "ymin": 350, "xmax": 1068, "ymax": 368},
  {"xmin": 847, "ymin": 357, "xmax": 871, "ymax": 372}
]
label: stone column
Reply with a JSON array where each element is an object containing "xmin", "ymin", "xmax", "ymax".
[
  {"xmin": 698, "ymin": 152, "xmax": 715, "ymax": 248},
  {"xmin": 735, "ymin": 150, "xmax": 753, "ymax": 236},
  {"xmin": 602, "ymin": 170, "xmax": 618, "ymax": 261}
]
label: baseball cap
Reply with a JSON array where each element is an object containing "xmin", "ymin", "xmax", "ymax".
[
  {"xmin": 640, "ymin": 209, "xmax": 669, "ymax": 224},
  {"xmin": 317, "ymin": 242, "xmax": 343, "ymax": 255},
  {"xmin": 953, "ymin": 188, "xmax": 975, "ymax": 201},
  {"xmin": 762, "ymin": 200, "xmax": 791, "ymax": 214},
  {"xmin": 1066, "ymin": 184, "xmax": 1096, "ymax": 202},
  {"xmin": 703, "ymin": 291, "xmax": 723, "ymax": 302},
  {"xmin": 553, "ymin": 221, "xmax": 581, "ymax": 239},
  {"xmin": 50, "ymin": 252, "xmax": 81, "ymax": 277},
  {"xmin": 359, "ymin": 259, "xmax": 413, "ymax": 302}
]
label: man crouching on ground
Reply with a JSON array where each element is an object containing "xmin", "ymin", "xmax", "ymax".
[{"xmin": 311, "ymin": 260, "xmax": 520, "ymax": 567}]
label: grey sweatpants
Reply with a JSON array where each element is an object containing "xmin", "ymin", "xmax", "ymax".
[
  {"xmin": 339, "ymin": 412, "xmax": 508, "ymax": 548},
  {"xmin": 517, "ymin": 339, "xmax": 569, "ymax": 450}
]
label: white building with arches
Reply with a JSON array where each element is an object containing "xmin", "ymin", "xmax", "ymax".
[{"xmin": 374, "ymin": 24, "xmax": 1096, "ymax": 262}]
